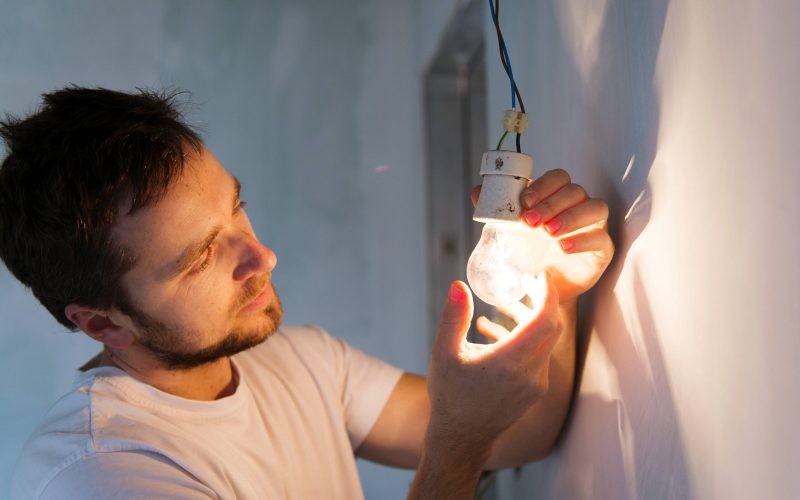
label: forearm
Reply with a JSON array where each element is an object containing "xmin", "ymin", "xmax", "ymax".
[
  {"xmin": 408, "ymin": 325, "xmax": 575, "ymax": 499},
  {"xmin": 486, "ymin": 298, "xmax": 577, "ymax": 468},
  {"xmin": 408, "ymin": 429, "xmax": 493, "ymax": 500}
]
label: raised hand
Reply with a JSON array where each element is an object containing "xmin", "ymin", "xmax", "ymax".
[
  {"xmin": 426, "ymin": 273, "xmax": 561, "ymax": 447},
  {"xmin": 471, "ymin": 169, "xmax": 614, "ymax": 303}
]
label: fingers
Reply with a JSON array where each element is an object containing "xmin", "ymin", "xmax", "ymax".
[
  {"xmin": 476, "ymin": 316, "xmax": 510, "ymax": 342},
  {"xmin": 477, "ymin": 297, "xmax": 540, "ymax": 342},
  {"xmin": 522, "ymin": 183, "xmax": 587, "ymax": 228},
  {"xmin": 476, "ymin": 169, "xmax": 572, "ymax": 211},
  {"xmin": 543, "ymin": 198, "xmax": 609, "ymax": 237},
  {"xmin": 478, "ymin": 299, "xmax": 535, "ymax": 342},
  {"xmin": 495, "ymin": 301, "xmax": 532, "ymax": 325},
  {"xmin": 477, "ymin": 170, "xmax": 611, "ymax": 257},
  {"xmin": 558, "ymin": 227, "xmax": 615, "ymax": 256},
  {"xmin": 435, "ymin": 281, "xmax": 475, "ymax": 355},
  {"xmin": 470, "ymin": 185, "xmax": 481, "ymax": 208},
  {"xmin": 494, "ymin": 272, "xmax": 561, "ymax": 356},
  {"xmin": 521, "ymin": 169, "xmax": 571, "ymax": 210}
]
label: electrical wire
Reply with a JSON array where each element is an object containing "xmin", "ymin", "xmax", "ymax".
[
  {"xmin": 488, "ymin": 0, "xmax": 526, "ymax": 153},
  {"xmin": 489, "ymin": 0, "xmax": 516, "ymax": 109},
  {"xmin": 495, "ymin": 0, "xmax": 526, "ymax": 113},
  {"xmin": 488, "ymin": 0, "xmax": 522, "ymax": 111},
  {"xmin": 496, "ymin": 130, "xmax": 509, "ymax": 150}
]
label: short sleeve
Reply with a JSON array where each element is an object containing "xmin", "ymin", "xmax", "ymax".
[
  {"xmin": 38, "ymin": 451, "xmax": 216, "ymax": 500},
  {"xmin": 308, "ymin": 326, "xmax": 404, "ymax": 449}
]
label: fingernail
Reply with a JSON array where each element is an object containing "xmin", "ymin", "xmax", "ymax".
[
  {"xmin": 449, "ymin": 282, "xmax": 465, "ymax": 302},
  {"xmin": 544, "ymin": 220, "xmax": 561, "ymax": 234},
  {"xmin": 522, "ymin": 191, "xmax": 537, "ymax": 209},
  {"xmin": 523, "ymin": 210, "xmax": 541, "ymax": 226},
  {"xmin": 560, "ymin": 239, "xmax": 574, "ymax": 251}
]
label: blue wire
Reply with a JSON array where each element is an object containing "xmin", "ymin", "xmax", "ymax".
[
  {"xmin": 488, "ymin": 0, "xmax": 516, "ymax": 109},
  {"xmin": 501, "ymin": 41, "xmax": 516, "ymax": 109}
]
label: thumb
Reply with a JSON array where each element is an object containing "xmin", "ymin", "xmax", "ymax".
[{"xmin": 435, "ymin": 281, "xmax": 474, "ymax": 354}]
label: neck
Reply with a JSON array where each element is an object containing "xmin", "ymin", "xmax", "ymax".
[{"xmin": 99, "ymin": 347, "xmax": 237, "ymax": 401}]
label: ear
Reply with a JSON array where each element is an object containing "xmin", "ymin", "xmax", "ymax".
[{"xmin": 64, "ymin": 304, "xmax": 136, "ymax": 349}]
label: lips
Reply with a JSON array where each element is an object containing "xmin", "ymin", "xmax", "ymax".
[{"xmin": 240, "ymin": 282, "xmax": 273, "ymax": 313}]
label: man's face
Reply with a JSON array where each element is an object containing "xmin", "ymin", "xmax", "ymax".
[{"xmin": 112, "ymin": 148, "xmax": 281, "ymax": 368}]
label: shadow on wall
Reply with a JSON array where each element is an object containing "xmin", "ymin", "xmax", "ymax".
[
  {"xmin": 566, "ymin": 218, "xmax": 692, "ymax": 499},
  {"xmin": 512, "ymin": 0, "xmax": 693, "ymax": 498}
]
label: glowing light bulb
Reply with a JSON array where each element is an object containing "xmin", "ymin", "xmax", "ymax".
[
  {"xmin": 467, "ymin": 221, "xmax": 548, "ymax": 306},
  {"xmin": 467, "ymin": 150, "xmax": 548, "ymax": 307}
]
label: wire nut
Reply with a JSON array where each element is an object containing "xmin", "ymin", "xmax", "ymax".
[{"xmin": 502, "ymin": 109, "xmax": 529, "ymax": 134}]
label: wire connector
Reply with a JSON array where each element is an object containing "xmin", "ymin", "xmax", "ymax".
[{"xmin": 502, "ymin": 109, "xmax": 528, "ymax": 134}]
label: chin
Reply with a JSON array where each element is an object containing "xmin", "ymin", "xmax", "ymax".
[
  {"xmin": 147, "ymin": 298, "xmax": 283, "ymax": 370},
  {"xmin": 244, "ymin": 297, "xmax": 283, "ymax": 338},
  {"xmin": 266, "ymin": 294, "xmax": 283, "ymax": 326}
]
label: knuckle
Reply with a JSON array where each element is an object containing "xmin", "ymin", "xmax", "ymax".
[
  {"xmin": 554, "ymin": 315, "xmax": 565, "ymax": 333},
  {"xmin": 536, "ymin": 198, "xmax": 553, "ymax": 215},
  {"xmin": 543, "ymin": 311, "xmax": 563, "ymax": 335},
  {"xmin": 522, "ymin": 186, "xmax": 536, "ymax": 200},
  {"xmin": 545, "ymin": 320, "xmax": 562, "ymax": 339},
  {"xmin": 548, "ymin": 168, "xmax": 570, "ymax": 184},
  {"xmin": 555, "ymin": 211, "xmax": 571, "ymax": 229},
  {"xmin": 591, "ymin": 198, "xmax": 609, "ymax": 218},
  {"xmin": 567, "ymin": 183, "xmax": 588, "ymax": 200}
]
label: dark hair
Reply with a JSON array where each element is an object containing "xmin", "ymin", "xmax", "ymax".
[{"xmin": 0, "ymin": 86, "xmax": 202, "ymax": 329}]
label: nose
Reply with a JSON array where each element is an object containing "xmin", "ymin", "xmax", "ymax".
[{"xmin": 232, "ymin": 231, "xmax": 277, "ymax": 281}]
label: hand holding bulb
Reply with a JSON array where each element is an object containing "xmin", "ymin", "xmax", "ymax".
[
  {"xmin": 426, "ymin": 272, "xmax": 563, "ymax": 456},
  {"xmin": 469, "ymin": 168, "xmax": 614, "ymax": 305}
]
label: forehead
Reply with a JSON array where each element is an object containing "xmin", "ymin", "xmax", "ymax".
[{"xmin": 112, "ymin": 149, "xmax": 234, "ymax": 272}]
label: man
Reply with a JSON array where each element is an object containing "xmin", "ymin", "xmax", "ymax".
[{"xmin": 2, "ymin": 87, "xmax": 613, "ymax": 499}]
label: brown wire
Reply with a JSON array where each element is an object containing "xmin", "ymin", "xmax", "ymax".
[
  {"xmin": 492, "ymin": 0, "xmax": 525, "ymax": 114},
  {"xmin": 492, "ymin": 0, "xmax": 526, "ymax": 152}
]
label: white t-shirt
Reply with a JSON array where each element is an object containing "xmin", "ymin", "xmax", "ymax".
[{"xmin": 11, "ymin": 325, "xmax": 404, "ymax": 500}]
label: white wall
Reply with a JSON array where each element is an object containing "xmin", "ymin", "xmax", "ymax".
[
  {"xmin": 0, "ymin": 0, "xmax": 435, "ymax": 497},
  {"xmin": 485, "ymin": 1, "xmax": 800, "ymax": 499}
]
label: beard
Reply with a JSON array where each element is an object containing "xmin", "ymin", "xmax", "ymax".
[{"xmin": 118, "ymin": 276, "xmax": 283, "ymax": 369}]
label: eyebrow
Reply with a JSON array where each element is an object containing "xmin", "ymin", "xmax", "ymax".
[
  {"xmin": 165, "ymin": 175, "xmax": 242, "ymax": 278},
  {"xmin": 232, "ymin": 176, "xmax": 241, "ymax": 209}
]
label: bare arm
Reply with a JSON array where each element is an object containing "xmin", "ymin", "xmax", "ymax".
[{"xmin": 356, "ymin": 299, "xmax": 575, "ymax": 470}]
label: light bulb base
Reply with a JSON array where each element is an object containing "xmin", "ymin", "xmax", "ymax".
[{"xmin": 474, "ymin": 150, "xmax": 534, "ymax": 223}]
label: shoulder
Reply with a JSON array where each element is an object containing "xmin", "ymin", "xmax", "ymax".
[
  {"xmin": 12, "ymin": 376, "xmax": 94, "ymax": 499},
  {"xmin": 35, "ymin": 451, "xmax": 215, "ymax": 500},
  {"xmin": 12, "ymin": 368, "xmax": 207, "ymax": 500}
]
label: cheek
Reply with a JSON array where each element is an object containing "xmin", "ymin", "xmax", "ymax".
[
  {"xmin": 156, "ymin": 276, "xmax": 237, "ymax": 326},
  {"xmin": 191, "ymin": 277, "xmax": 236, "ymax": 310}
]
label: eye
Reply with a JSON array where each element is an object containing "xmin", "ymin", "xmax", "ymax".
[
  {"xmin": 191, "ymin": 243, "xmax": 217, "ymax": 274},
  {"xmin": 234, "ymin": 199, "xmax": 248, "ymax": 215}
]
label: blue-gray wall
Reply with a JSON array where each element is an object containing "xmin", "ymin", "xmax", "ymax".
[{"xmin": 0, "ymin": 1, "xmax": 449, "ymax": 497}]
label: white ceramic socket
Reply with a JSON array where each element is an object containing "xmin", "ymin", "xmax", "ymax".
[{"xmin": 473, "ymin": 150, "xmax": 534, "ymax": 223}]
